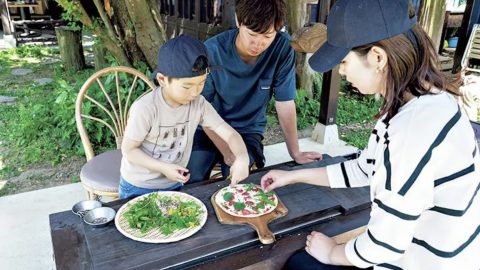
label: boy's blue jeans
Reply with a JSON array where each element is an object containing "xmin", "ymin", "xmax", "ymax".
[{"xmin": 119, "ymin": 176, "xmax": 182, "ymax": 200}]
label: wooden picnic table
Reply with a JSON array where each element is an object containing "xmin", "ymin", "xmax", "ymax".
[{"xmin": 49, "ymin": 155, "xmax": 371, "ymax": 270}]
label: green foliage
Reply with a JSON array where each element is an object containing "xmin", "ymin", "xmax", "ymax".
[
  {"xmin": 337, "ymin": 92, "xmax": 382, "ymax": 125},
  {"xmin": 295, "ymin": 89, "xmax": 320, "ymax": 129},
  {"xmin": 55, "ymin": 0, "xmax": 83, "ymax": 31},
  {"xmin": 266, "ymin": 89, "xmax": 320, "ymax": 130}
]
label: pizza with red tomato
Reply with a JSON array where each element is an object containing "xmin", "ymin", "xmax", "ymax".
[{"xmin": 214, "ymin": 183, "xmax": 278, "ymax": 218}]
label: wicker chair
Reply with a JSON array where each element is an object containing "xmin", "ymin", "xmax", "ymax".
[{"xmin": 75, "ymin": 66, "xmax": 156, "ymax": 200}]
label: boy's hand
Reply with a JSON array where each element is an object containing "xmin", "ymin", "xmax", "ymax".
[
  {"xmin": 161, "ymin": 164, "xmax": 190, "ymax": 184},
  {"xmin": 229, "ymin": 158, "xmax": 249, "ymax": 186}
]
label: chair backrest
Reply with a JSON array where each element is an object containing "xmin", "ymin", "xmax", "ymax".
[
  {"xmin": 75, "ymin": 66, "xmax": 156, "ymax": 161},
  {"xmin": 462, "ymin": 24, "xmax": 480, "ymax": 73}
]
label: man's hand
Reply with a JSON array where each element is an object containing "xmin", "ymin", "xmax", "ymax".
[
  {"xmin": 305, "ymin": 231, "xmax": 337, "ymax": 264},
  {"xmin": 161, "ymin": 164, "xmax": 190, "ymax": 183},
  {"xmin": 292, "ymin": 151, "xmax": 322, "ymax": 164},
  {"xmin": 229, "ymin": 158, "xmax": 249, "ymax": 185},
  {"xmin": 260, "ymin": 169, "xmax": 294, "ymax": 192}
]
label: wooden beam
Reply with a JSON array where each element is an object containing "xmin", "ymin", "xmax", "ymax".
[
  {"xmin": 317, "ymin": 0, "xmax": 340, "ymax": 127},
  {"xmin": 0, "ymin": 0, "xmax": 14, "ymax": 35},
  {"xmin": 318, "ymin": 66, "xmax": 341, "ymax": 125}
]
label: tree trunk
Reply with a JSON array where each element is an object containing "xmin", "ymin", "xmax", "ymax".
[
  {"xmin": 286, "ymin": 0, "xmax": 316, "ymax": 97},
  {"xmin": 93, "ymin": 44, "xmax": 108, "ymax": 70},
  {"xmin": 124, "ymin": 0, "xmax": 166, "ymax": 69},
  {"xmin": 55, "ymin": 26, "xmax": 86, "ymax": 71},
  {"xmin": 418, "ymin": 0, "xmax": 447, "ymax": 52},
  {"xmin": 110, "ymin": 0, "xmax": 147, "ymax": 65}
]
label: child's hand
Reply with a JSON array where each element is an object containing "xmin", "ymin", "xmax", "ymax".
[
  {"xmin": 161, "ymin": 164, "xmax": 190, "ymax": 183},
  {"xmin": 229, "ymin": 159, "xmax": 249, "ymax": 186}
]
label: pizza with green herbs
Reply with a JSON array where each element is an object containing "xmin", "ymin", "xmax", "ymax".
[{"xmin": 214, "ymin": 183, "xmax": 278, "ymax": 218}]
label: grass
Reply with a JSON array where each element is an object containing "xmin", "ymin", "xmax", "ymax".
[
  {"xmin": 337, "ymin": 90, "xmax": 382, "ymax": 149},
  {"xmin": 0, "ymin": 45, "xmax": 97, "ymax": 185}
]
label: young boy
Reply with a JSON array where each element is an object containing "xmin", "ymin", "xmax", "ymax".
[{"xmin": 119, "ymin": 35, "xmax": 250, "ymax": 199}]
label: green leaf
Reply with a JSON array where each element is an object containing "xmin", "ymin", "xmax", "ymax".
[
  {"xmin": 223, "ymin": 192, "xmax": 233, "ymax": 201},
  {"xmin": 234, "ymin": 202, "xmax": 245, "ymax": 211}
]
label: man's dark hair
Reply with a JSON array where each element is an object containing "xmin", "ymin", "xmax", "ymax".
[
  {"xmin": 235, "ymin": 0, "xmax": 287, "ymax": 33},
  {"xmin": 159, "ymin": 55, "xmax": 209, "ymax": 84}
]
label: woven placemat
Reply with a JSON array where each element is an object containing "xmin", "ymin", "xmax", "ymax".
[{"xmin": 115, "ymin": 191, "xmax": 207, "ymax": 243}]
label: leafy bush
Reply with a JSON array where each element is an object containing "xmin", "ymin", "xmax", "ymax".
[{"xmin": 337, "ymin": 92, "xmax": 382, "ymax": 125}]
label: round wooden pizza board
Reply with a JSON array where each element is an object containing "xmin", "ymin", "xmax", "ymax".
[{"xmin": 211, "ymin": 190, "xmax": 288, "ymax": 244}]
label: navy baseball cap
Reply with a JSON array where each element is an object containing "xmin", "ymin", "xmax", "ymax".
[
  {"xmin": 309, "ymin": 0, "xmax": 417, "ymax": 73},
  {"xmin": 154, "ymin": 35, "xmax": 214, "ymax": 78}
]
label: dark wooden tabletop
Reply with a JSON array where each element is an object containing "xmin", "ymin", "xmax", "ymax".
[{"xmin": 50, "ymin": 155, "xmax": 371, "ymax": 270}]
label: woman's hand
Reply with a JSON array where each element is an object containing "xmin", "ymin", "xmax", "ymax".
[
  {"xmin": 305, "ymin": 231, "xmax": 337, "ymax": 264},
  {"xmin": 260, "ymin": 169, "xmax": 294, "ymax": 192},
  {"xmin": 160, "ymin": 163, "xmax": 190, "ymax": 183}
]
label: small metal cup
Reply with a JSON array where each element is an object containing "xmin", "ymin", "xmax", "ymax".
[
  {"xmin": 72, "ymin": 200, "xmax": 102, "ymax": 218},
  {"xmin": 83, "ymin": 207, "xmax": 116, "ymax": 228}
]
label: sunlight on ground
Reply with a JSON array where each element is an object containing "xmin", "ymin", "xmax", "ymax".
[
  {"xmin": 25, "ymin": 57, "xmax": 42, "ymax": 64},
  {"xmin": 0, "ymin": 180, "xmax": 6, "ymax": 191}
]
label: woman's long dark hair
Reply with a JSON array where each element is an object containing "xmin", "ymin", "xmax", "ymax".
[{"xmin": 352, "ymin": 24, "xmax": 460, "ymax": 121}]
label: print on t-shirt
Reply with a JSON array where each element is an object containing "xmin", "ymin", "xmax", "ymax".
[{"xmin": 151, "ymin": 122, "xmax": 188, "ymax": 163}]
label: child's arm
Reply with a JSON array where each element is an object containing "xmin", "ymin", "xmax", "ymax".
[
  {"xmin": 211, "ymin": 123, "xmax": 250, "ymax": 185},
  {"xmin": 122, "ymin": 137, "xmax": 190, "ymax": 183}
]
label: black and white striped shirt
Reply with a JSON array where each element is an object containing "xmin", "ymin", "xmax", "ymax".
[{"xmin": 327, "ymin": 91, "xmax": 480, "ymax": 269}]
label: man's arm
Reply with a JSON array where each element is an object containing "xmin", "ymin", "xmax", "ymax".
[{"xmin": 275, "ymin": 100, "xmax": 322, "ymax": 164}]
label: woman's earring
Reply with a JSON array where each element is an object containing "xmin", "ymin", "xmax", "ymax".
[{"xmin": 376, "ymin": 67, "xmax": 383, "ymax": 74}]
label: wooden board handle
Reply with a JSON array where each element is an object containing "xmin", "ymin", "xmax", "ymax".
[{"xmin": 254, "ymin": 220, "xmax": 275, "ymax": 245}]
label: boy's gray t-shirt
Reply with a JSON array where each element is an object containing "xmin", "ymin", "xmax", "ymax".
[{"xmin": 120, "ymin": 87, "xmax": 225, "ymax": 189}]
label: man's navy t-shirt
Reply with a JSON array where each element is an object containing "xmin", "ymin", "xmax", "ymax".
[{"xmin": 202, "ymin": 29, "xmax": 296, "ymax": 135}]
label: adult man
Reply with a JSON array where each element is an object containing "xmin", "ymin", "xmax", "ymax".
[{"xmin": 187, "ymin": 0, "xmax": 322, "ymax": 182}]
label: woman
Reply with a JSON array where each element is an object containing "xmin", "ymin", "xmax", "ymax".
[{"xmin": 261, "ymin": 0, "xmax": 480, "ymax": 269}]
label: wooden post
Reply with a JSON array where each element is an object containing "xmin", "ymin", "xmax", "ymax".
[
  {"xmin": 418, "ymin": 0, "xmax": 447, "ymax": 52},
  {"xmin": 55, "ymin": 26, "xmax": 86, "ymax": 71},
  {"xmin": 0, "ymin": 0, "xmax": 16, "ymax": 47},
  {"xmin": 311, "ymin": 0, "xmax": 342, "ymax": 144},
  {"xmin": 453, "ymin": 0, "xmax": 480, "ymax": 72}
]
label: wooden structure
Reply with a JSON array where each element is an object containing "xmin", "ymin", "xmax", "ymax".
[
  {"xmin": 159, "ymin": 0, "xmax": 235, "ymax": 40},
  {"xmin": 50, "ymin": 156, "xmax": 371, "ymax": 269},
  {"xmin": 0, "ymin": 0, "xmax": 64, "ymax": 45},
  {"xmin": 0, "ymin": 0, "xmax": 16, "ymax": 47},
  {"xmin": 75, "ymin": 66, "xmax": 156, "ymax": 200},
  {"xmin": 462, "ymin": 23, "xmax": 480, "ymax": 73},
  {"xmin": 454, "ymin": 0, "xmax": 480, "ymax": 72}
]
